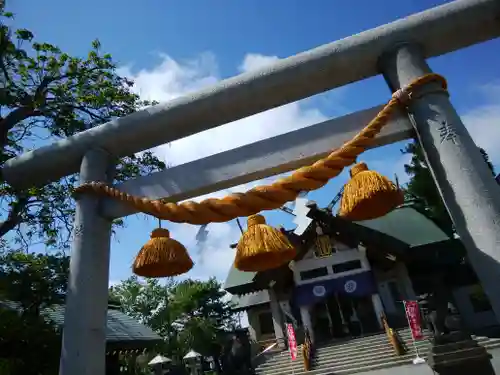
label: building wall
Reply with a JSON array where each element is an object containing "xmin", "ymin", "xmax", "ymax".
[
  {"xmin": 292, "ymin": 241, "xmax": 371, "ymax": 285},
  {"xmin": 246, "ymin": 303, "xmax": 275, "ymax": 343},
  {"xmin": 291, "ymin": 240, "xmax": 387, "ymax": 339}
]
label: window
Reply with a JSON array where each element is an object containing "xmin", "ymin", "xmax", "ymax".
[
  {"xmin": 258, "ymin": 312, "xmax": 274, "ymax": 335},
  {"xmin": 332, "ymin": 260, "xmax": 362, "ymax": 274},
  {"xmin": 300, "ymin": 267, "xmax": 329, "ymax": 281}
]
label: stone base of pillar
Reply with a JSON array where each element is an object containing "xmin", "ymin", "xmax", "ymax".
[{"xmin": 427, "ymin": 331, "xmax": 495, "ymax": 375}]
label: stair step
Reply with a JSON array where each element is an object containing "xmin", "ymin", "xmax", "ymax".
[
  {"xmin": 311, "ymin": 345, "xmax": 426, "ymax": 365},
  {"xmin": 313, "ymin": 339, "xmax": 426, "ymax": 356},
  {"xmin": 257, "ymin": 356, "xmax": 421, "ymax": 375},
  {"xmin": 316, "ymin": 357, "xmax": 426, "ymax": 375},
  {"xmin": 316, "ymin": 353, "xmax": 422, "ymax": 372},
  {"xmin": 257, "ymin": 346, "xmax": 423, "ymax": 373},
  {"xmin": 255, "ymin": 332, "xmax": 500, "ymax": 375},
  {"xmin": 257, "ymin": 337, "xmax": 427, "ymax": 368},
  {"xmin": 305, "ymin": 347, "xmax": 426, "ymax": 369}
]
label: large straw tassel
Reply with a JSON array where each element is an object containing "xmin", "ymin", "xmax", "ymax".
[
  {"xmin": 133, "ymin": 228, "xmax": 193, "ymax": 277},
  {"xmin": 338, "ymin": 162, "xmax": 404, "ymax": 221},
  {"xmin": 235, "ymin": 214, "xmax": 296, "ymax": 272}
]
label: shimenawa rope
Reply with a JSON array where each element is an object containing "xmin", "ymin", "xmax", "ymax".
[{"xmin": 74, "ymin": 74, "xmax": 448, "ymax": 225}]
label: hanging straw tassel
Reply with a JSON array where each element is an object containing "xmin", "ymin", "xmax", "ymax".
[
  {"xmin": 235, "ymin": 214, "xmax": 296, "ymax": 272},
  {"xmin": 133, "ymin": 228, "xmax": 193, "ymax": 277},
  {"xmin": 338, "ymin": 162, "xmax": 404, "ymax": 221}
]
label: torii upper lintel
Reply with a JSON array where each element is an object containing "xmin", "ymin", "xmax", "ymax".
[{"xmin": 3, "ymin": 0, "xmax": 500, "ymax": 190}]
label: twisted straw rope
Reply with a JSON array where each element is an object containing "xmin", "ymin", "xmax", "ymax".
[{"xmin": 74, "ymin": 74, "xmax": 447, "ymax": 225}]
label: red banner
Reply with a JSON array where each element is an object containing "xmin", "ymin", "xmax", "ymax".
[
  {"xmin": 404, "ymin": 300, "xmax": 424, "ymax": 341},
  {"xmin": 286, "ymin": 323, "xmax": 298, "ymax": 361}
]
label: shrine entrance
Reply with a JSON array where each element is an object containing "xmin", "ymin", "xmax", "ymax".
[{"xmin": 311, "ymin": 293, "xmax": 380, "ymax": 343}]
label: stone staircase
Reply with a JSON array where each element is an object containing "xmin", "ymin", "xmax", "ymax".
[{"xmin": 254, "ymin": 329, "xmax": 500, "ymax": 375}]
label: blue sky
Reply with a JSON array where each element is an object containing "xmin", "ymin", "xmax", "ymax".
[{"xmin": 8, "ymin": 0, "xmax": 500, "ymax": 285}]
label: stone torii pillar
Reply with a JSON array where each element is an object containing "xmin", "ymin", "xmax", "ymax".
[
  {"xmin": 380, "ymin": 43, "xmax": 500, "ymax": 321},
  {"xmin": 59, "ymin": 148, "xmax": 114, "ymax": 375}
]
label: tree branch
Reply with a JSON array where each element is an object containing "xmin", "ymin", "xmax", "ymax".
[
  {"xmin": 0, "ymin": 28, "xmax": 13, "ymax": 85},
  {"xmin": 0, "ymin": 106, "xmax": 39, "ymax": 148},
  {"xmin": 0, "ymin": 194, "xmax": 28, "ymax": 237},
  {"xmin": 39, "ymin": 66, "xmax": 102, "ymax": 93}
]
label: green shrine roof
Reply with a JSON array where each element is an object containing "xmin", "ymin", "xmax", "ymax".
[
  {"xmin": 0, "ymin": 300, "xmax": 162, "ymax": 349},
  {"xmin": 356, "ymin": 205, "xmax": 449, "ymax": 247}
]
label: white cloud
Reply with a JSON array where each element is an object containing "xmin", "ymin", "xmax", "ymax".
[
  {"xmin": 119, "ymin": 52, "xmax": 330, "ymax": 281},
  {"xmin": 119, "ymin": 52, "xmax": 219, "ymax": 104},
  {"xmin": 370, "ymin": 149, "xmax": 412, "ymax": 187},
  {"xmin": 238, "ymin": 53, "xmax": 279, "ymax": 73},
  {"xmin": 461, "ymin": 82, "xmax": 500, "ymax": 165},
  {"xmin": 464, "ymin": 104, "xmax": 500, "ymax": 157},
  {"xmin": 119, "ymin": 52, "xmax": 327, "ymax": 167}
]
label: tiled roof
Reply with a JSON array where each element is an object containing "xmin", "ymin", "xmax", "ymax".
[
  {"xmin": 0, "ymin": 301, "xmax": 162, "ymax": 347},
  {"xmin": 224, "ymin": 265, "xmax": 259, "ymax": 295},
  {"xmin": 356, "ymin": 206, "xmax": 449, "ymax": 247},
  {"xmin": 230, "ymin": 290, "xmax": 270, "ymax": 311}
]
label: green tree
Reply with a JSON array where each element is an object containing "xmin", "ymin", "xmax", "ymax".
[
  {"xmin": 110, "ymin": 276, "xmax": 184, "ymax": 360},
  {"xmin": 0, "ymin": 251, "xmax": 70, "ymax": 375},
  {"xmin": 169, "ymin": 278, "xmax": 238, "ymax": 360},
  {"xmin": 0, "ymin": 9, "xmax": 165, "ymax": 250},
  {"xmin": 109, "ymin": 276, "xmax": 176, "ymax": 336},
  {"xmin": 401, "ymin": 141, "xmax": 496, "ymax": 235},
  {"xmin": 110, "ymin": 277, "xmax": 238, "ymax": 366}
]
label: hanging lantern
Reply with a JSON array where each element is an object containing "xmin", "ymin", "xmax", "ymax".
[
  {"xmin": 338, "ymin": 162, "xmax": 404, "ymax": 221},
  {"xmin": 133, "ymin": 227, "xmax": 193, "ymax": 278},
  {"xmin": 234, "ymin": 214, "xmax": 296, "ymax": 272}
]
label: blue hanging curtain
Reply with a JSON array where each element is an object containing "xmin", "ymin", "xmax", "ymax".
[{"xmin": 293, "ymin": 271, "xmax": 377, "ymax": 306}]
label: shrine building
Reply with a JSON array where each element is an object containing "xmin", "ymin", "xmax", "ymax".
[{"xmin": 224, "ymin": 203, "xmax": 495, "ymax": 348}]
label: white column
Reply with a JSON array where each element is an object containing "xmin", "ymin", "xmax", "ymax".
[
  {"xmin": 371, "ymin": 294, "xmax": 385, "ymax": 329},
  {"xmin": 357, "ymin": 244, "xmax": 370, "ymax": 267},
  {"xmin": 246, "ymin": 310, "xmax": 258, "ymax": 342},
  {"xmin": 268, "ymin": 288, "xmax": 285, "ymax": 348},
  {"xmin": 300, "ymin": 305, "xmax": 314, "ymax": 343}
]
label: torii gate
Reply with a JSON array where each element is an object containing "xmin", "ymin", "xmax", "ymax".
[{"xmin": 3, "ymin": 0, "xmax": 500, "ymax": 374}]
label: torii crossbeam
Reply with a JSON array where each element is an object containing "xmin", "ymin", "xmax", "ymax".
[{"xmin": 3, "ymin": 1, "xmax": 500, "ymax": 374}]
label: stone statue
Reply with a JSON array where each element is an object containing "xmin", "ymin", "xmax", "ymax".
[
  {"xmin": 427, "ymin": 291, "xmax": 450, "ymax": 337},
  {"xmin": 424, "ymin": 273, "xmax": 465, "ymax": 339},
  {"xmin": 423, "ymin": 275, "xmax": 493, "ymax": 374}
]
